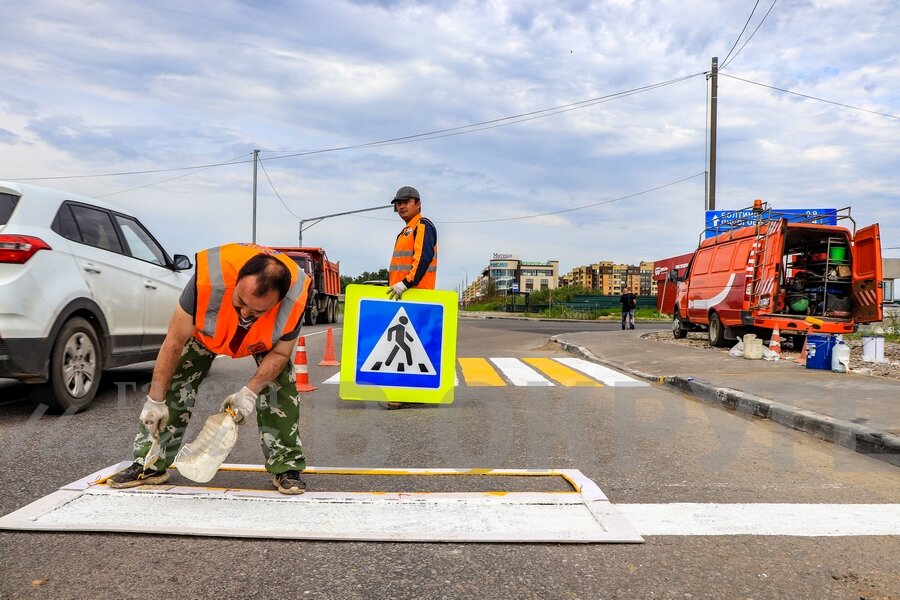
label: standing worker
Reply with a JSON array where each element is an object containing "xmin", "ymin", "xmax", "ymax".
[
  {"xmin": 108, "ymin": 243, "xmax": 312, "ymax": 494},
  {"xmin": 387, "ymin": 185, "xmax": 438, "ymax": 300},
  {"xmin": 381, "ymin": 185, "xmax": 438, "ymax": 409},
  {"xmin": 620, "ymin": 287, "xmax": 637, "ymax": 330}
]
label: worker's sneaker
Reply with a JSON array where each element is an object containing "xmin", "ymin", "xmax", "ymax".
[
  {"xmin": 107, "ymin": 462, "xmax": 169, "ymax": 489},
  {"xmin": 273, "ymin": 471, "xmax": 306, "ymax": 495},
  {"xmin": 378, "ymin": 401, "xmax": 406, "ymax": 410}
]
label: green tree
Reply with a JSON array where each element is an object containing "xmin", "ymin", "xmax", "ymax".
[{"xmin": 341, "ymin": 268, "xmax": 390, "ymax": 292}]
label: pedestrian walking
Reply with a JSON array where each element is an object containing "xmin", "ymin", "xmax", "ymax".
[
  {"xmin": 108, "ymin": 243, "xmax": 312, "ymax": 494},
  {"xmin": 620, "ymin": 287, "xmax": 637, "ymax": 330}
]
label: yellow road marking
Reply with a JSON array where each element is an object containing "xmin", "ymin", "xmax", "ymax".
[
  {"xmin": 458, "ymin": 357, "xmax": 507, "ymax": 386},
  {"xmin": 523, "ymin": 358, "xmax": 602, "ymax": 387}
]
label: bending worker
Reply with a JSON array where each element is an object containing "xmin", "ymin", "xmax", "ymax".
[
  {"xmin": 387, "ymin": 185, "xmax": 438, "ymax": 300},
  {"xmin": 381, "ymin": 185, "xmax": 438, "ymax": 410},
  {"xmin": 109, "ymin": 243, "xmax": 311, "ymax": 495}
]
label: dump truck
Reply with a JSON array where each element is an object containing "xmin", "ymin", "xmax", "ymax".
[
  {"xmin": 668, "ymin": 200, "xmax": 883, "ymax": 347},
  {"xmin": 271, "ymin": 246, "xmax": 340, "ymax": 325}
]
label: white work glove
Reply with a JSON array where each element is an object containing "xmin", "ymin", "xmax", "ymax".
[
  {"xmin": 140, "ymin": 395, "xmax": 168, "ymax": 437},
  {"xmin": 388, "ymin": 280, "xmax": 408, "ymax": 300},
  {"xmin": 221, "ymin": 386, "xmax": 258, "ymax": 424}
]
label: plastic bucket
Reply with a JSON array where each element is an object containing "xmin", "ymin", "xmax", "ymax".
[
  {"xmin": 862, "ymin": 336, "xmax": 885, "ymax": 363},
  {"xmin": 805, "ymin": 333, "xmax": 836, "ymax": 370},
  {"xmin": 829, "ymin": 245, "xmax": 847, "ymax": 262}
]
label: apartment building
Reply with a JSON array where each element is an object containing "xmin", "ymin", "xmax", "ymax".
[{"xmin": 561, "ymin": 260, "xmax": 657, "ymax": 295}]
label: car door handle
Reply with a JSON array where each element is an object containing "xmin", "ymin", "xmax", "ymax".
[
  {"xmin": 144, "ymin": 280, "xmax": 157, "ymax": 290},
  {"xmin": 83, "ymin": 263, "xmax": 102, "ymax": 274}
]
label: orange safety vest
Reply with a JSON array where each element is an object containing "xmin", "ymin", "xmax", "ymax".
[
  {"xmin": 194, "ymin": 243, "xmax": 310, "ymax": 358},
  {"xmin": 389, "ymin": 213, "xmax": 438, "ymax": 289}
]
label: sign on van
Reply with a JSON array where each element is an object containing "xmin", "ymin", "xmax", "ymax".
[{"xmin": 704, "ymin": 209, "xmax": 837, "ymax": 238}]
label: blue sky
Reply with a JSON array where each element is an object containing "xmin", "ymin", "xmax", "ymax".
[{"xmin": 1, "ymin": 0, "xmax": 897, "ymax": 290}]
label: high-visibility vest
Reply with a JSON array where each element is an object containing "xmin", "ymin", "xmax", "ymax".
[
  {"xmin": 389, "ymin": 213, "xmax": 438, "ymax": 289},
  {"xmin": 194, "ymin": 243, "xmax": 310, "ymax": 358}
]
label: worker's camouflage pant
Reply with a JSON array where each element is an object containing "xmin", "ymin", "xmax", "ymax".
[{"xmin": 132, "ymin": 337, "xmax": 305, "ymax": 474}]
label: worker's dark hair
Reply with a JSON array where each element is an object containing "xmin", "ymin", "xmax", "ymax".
[{"xmin": 238, "ymin": 253, "xmax": 291, "ymax": 299}]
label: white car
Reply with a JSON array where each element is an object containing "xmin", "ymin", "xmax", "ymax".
[{"xmin": 0, "ymin": 181, "xmax": 192, "ymax": 412}]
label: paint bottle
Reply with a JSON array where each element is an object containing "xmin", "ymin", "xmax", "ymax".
[
  {"xmin": 175, "ymin": 407, "xmax": 239, "ymax": 483},
  {"xmin": 831, "ymin": 336, "xmax": 850, "ymax": 374}
]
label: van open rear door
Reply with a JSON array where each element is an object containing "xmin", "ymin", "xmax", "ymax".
[{"xmin": 852, "ymin": 224, "xmax": 883, "ymax": 323}]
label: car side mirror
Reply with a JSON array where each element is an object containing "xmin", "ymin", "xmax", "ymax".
[{"xmin": 173, "ymin": 254, "xmax": 193, "ymax": 271}]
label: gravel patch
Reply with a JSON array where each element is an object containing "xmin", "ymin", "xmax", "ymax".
[{"xmin": 642, "ymin": 330, "xmax": 900, "ymax": 381}]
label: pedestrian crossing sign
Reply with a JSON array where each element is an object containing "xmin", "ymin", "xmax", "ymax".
[{"xmin": 340, "ymin": 284, "xmax": 458, "ymax": 403}]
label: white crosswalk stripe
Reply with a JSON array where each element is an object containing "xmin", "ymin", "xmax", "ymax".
[
  {"xmin": 321, "ymin": 358, "xmax": 646, "ymax": 387},
  {"xmin": 553, "ymin": 357, "xmax": 650, "ymax": 387}
]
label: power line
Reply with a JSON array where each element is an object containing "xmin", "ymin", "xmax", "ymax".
[
  {"xmin": 95, "ymin": 152, "xmax": 254, "ymax": 198},
  {"xmin": 2, "ymin": 73, "xmax": 704, "ymax": 182},
  {"xmin": 721, "ymin": 0, "xmax": 778, "ymax": 70},
  {"xmin": 262, "ymin": 73, "xmax": 705, "ymax": 160},
  {"xmin": 430, "ymin": 172, "xmax": 706, "ymax": 224},
  {"xmin": 721, "ymin": 0, "xmax": 760, "ymax": 67},
  {"xmin": 720, "ymin": 73, "xmax": 900, "ymax": 120},
  {"xmin": 257, "ymin": 158, "xmax": 302, "ymax": 220},
  {"xmin": 6, "ymin": 156, "xmax": 254, "ymax": 182}
]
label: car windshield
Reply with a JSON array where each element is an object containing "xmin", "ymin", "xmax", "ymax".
[{"xmin": 0, "ymin": 193, "xmax": 18, "ymax": 225}]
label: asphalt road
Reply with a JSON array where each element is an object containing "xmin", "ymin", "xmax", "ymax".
[{"xmin": 1, "ymin": 318, "xmax": 898, "ymax": 599}]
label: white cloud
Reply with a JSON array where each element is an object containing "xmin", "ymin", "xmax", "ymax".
[{"xmin": 0, "ymin": 0, "xmax": 898, "ymax": 290}]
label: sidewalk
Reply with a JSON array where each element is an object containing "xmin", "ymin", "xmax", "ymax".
[{"xmin": 550, "ymin": 328, "xmax": 900, "ymax": 467}]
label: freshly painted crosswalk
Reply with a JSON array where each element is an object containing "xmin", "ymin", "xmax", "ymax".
[{"xmin": 322, "ymin": 357, "xmax": 649, "ymax": 387}]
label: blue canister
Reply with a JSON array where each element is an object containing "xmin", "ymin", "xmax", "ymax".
[{"xmin": 805, "ymin": 333, "xmax": 836, "ymax": 370}]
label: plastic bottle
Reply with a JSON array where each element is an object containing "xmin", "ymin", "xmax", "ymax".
[
  {"xmin": 831, "ymin": 335, "xmax": 850, "ymax": 373},
  {"xmin": 175, "ymin": 407, "xmax": 239, "ymax": 483}
]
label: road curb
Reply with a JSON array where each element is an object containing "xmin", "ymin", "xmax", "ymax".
[{"xmin": 552, "ymin": 336, "xmax": 900, "ymax": 467}]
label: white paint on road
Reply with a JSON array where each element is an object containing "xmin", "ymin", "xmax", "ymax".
[
  {"xmin": 553, "ymin": 357, "xmax": 649, "ymax": 387},
  {"xmin": 489, "ymin": 358, "xmax": 554, "ymax": 387},
  {"xmin": 616, "ymin": 503, "xmax": 900, "ymax": 536},
  {"xmin": 0, "ymin": 463, "xmax": 642, "ymax": 543}
]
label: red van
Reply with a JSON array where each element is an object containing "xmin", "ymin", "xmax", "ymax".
[{"xmin": 670, "ymin": 201, "xmax": 883, "ymax": 346}]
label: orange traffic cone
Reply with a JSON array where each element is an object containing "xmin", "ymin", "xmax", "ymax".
[
  {"xmin": 794, "ymin": 334, "xmax": 808, "ymax": 365},
  {"xmin": 768, "ymin": 326, "xmax": 783, "ymax": 358},
  {"xmin": 293, "ymin": 336, "xmax": 317, "ymax": 392},
  {"xmin": 318, "ymin": 327, "xmax": 340, "ymax": 367}
]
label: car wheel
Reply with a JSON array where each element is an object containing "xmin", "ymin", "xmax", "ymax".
[
  {"xmin": 672, "ymin": 310, "xmax": 688, "ymax": 339},
  {"xmin": 304, "ymin": 298, "xmax": 319, "ymax": 326},
  {"xmin": 31, "ymin": 317, "xmax": 102, "ymax": 413},
  {"xmin": 708, "ymin": 311, "xmax": 725, "ymax": 347}
]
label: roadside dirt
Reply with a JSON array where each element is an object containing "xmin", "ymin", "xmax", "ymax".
[{"xmin": 642, "ymin": 330, "xmax": 900, "ymax": 381}]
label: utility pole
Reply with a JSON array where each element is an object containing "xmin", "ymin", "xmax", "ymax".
[
  {"xmin": 251, "ymin": 148, "xmax": 259, "ymax": 243},
  {"xmin": 708, "ymin": 57, "xmax": 718, "ymax": 212}
]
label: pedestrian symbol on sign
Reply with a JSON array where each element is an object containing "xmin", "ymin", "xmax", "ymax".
[{"xmin": 361, "ymin": 307, "xmax": 436, "ymax": 375}]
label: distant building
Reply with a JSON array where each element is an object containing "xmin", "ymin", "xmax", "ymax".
[
  {"xmin": 560, "ymin": 261, "xmax": 656, "ymax": 295},
  {"xmin": 480, "ymin": 253, "xmax": 559, "ymax": 294}
]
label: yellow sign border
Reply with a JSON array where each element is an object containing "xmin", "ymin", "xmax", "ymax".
[{"xmin": 339, "ymin": 284, "xmax": 457, "ymax": 403}]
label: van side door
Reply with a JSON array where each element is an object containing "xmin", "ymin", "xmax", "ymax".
[
  {"xmin": 686, "ymin": 248, "xmax": 713, "ymax": 322},
  {"xmin": 852, "ymin": 224, "xmax": 883, "ymax": 323}
]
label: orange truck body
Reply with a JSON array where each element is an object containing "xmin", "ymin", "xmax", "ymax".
[
  {"xmin": 271, "ymin": 246, "xmax": 341, "ymax": 325},
  {"xmin": 671, "ymin": 208, "xmax": 883, "ymax": 345}
]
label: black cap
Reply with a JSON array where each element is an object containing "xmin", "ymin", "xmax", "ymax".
[{"xmin": 392, "ymin": 186, "xmax": 420, "ymax": 203}]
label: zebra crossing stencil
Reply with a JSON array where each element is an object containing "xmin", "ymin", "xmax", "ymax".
[{"xmin": 322, "ymin": 357, "xmax": 648, "ymax": 388}]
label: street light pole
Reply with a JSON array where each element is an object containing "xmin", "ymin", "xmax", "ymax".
[{"xmin": 298, "ymin": 204, "xmax": 393, "ymax": 245}]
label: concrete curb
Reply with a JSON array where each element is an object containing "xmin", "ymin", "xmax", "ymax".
[{"xmin": 552, "ymin": 335, "xmax": 900, "ymax": 467}]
